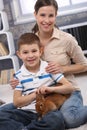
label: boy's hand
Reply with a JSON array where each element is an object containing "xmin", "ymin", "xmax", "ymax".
[{"xmin": 36, "ymin": 86, "xmax": 54, "ymax": 95}]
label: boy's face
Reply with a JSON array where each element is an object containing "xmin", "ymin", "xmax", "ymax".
[{"xmin": 17, "ymin": 43, "xmax": 42, "ymax": 71}]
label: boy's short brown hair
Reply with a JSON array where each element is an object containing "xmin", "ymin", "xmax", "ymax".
[{"xmin": 17, "ymin": 33, "xmax": 41, "ymax": 50}]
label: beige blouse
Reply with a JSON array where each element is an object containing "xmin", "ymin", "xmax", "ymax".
[{"xmin": 36, "ymin": 27, "xmax": 87, "ymax": 86}]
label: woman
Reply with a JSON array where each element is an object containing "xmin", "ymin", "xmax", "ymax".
[{"xmin": 5, "ymin": 0, "xmax": 87, "ymax": 129}]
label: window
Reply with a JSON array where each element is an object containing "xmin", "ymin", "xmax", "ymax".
[
  {"xmin": 0, "ymin": 0, "xmax": 4, "ymax": 10},
  {"xmin": 10, "ymin": 0, "xmax": 36, "ymax": 24},
  {"xmin": 11, "ymin": 0, "xmax": 87, "ymax": 24},
  {"xmin": 72, "ymin": 0, "xmax": 87, "ymax": 4}
]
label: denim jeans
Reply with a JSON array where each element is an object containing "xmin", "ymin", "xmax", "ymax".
[
  {"xmin": 1, "ymin": 91, "xmax": 87, "ymax": 129},
  {"xmin": 60, "ymin": 90, "xmax": 87, "ymax": 128},
  {"xmin": 0, "ymin": 109, "xmax": 65, "ymax": 130},
  {"xmin": 0, "ymin": 103, "xmax": 16, "ymax": 111}
]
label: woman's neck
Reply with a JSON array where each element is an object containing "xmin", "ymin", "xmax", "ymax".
[
  {"xmin": 38, "ymin": 29, "xmax": 53, "ymax": 46},
  {"xmin": 39, "ymin": 29, "xmax": 53, "ymax": 39}
]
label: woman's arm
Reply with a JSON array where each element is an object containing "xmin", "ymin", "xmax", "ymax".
[
  {"xmin": 13, "ymin": 90, "xmax": 36, "ymax": 108},
  {"xmin": 46, "ymin": 39, "xmax": 87, "ymax": 74},
  {"xmin": 62, "ymin": 64, "xmax": 87, "ymax": 74},
  {"xmin": 9, "ymin": 78, "xmax": 19, "ymax": 89},
  {"xmin": 46, "ymin": 62, "xmax": 87, "ymax": 74}
]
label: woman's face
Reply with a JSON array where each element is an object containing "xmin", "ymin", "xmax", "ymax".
[{"xmin": 34, "ymin": 6, "xmax": 57, "ymax": 33}]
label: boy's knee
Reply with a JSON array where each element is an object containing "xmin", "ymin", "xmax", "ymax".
[{"xmin": 45, "ymin": 111, "xmax": 65, "ymax": 130}]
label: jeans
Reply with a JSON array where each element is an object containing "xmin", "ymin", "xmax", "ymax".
[
  {"xmin": 60, "ymin": 91, "xmax": 87, "ymax": 128},
  {"xmin": 0, "ymin": 109, "xmax": 64, "ymax": 130},
  {"xmin": 1, "ymin": 91, "xmax": 87, "ymax": 129},
  {"xmin": 0, "ymin": 103, "xmax": 16, "ymax": 111}
]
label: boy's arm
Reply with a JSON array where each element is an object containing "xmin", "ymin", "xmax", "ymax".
[
  {"xmin": 13, "ymin": 90, "xmax": 36, "ymax": 108},
  {"xmin": 49, "ymin": 73, "xmax": 79, "ymax": 94},
  {"xmin": 53, "ymin": 77, "xmax": 78, "ymax": 94},
  {"xmin": 36, "ymin": 77, "xmax": 77, "ymax": 95}
]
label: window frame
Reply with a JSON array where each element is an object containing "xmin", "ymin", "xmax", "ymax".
[{"xmin": 10, "ymin": 0, "xmax": 87, "ymax": 25}]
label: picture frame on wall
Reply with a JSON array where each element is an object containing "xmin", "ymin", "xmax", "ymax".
[
  {"xmin": 0, "ymin": 11, "xmax": 9, "ymax": 32},
  {"xmin": 0, "ymin": 14, "xmax": 3, "ymax": 30},
  {"xmin": 0, "ymin": 0, "xmax": 4, "ymax": 11}
]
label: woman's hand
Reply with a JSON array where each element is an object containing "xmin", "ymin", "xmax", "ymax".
[
  {"xmin": 9, "ymin": 78, "xmax": 19, "ymax": 89},
  {"xmin": 45, "ymin": 62, "xmax": 63, "ymax": 74}
]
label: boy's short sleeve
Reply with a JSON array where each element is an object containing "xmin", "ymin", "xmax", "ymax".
[
  {"xmin": 51, "ymin": 73, "xmax": 64, "ymax": 83},
  {"xmin": 13, "ymin": 73, "xmax": 23, "ymax": 91},
  {"xmin": 15, "ymin": 83, "xmax": 24, "ymax": 91}
]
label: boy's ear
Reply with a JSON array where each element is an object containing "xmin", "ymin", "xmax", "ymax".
[{"xmin": 16, "ymin": 50, "xmax": 21, "ymax": 59}]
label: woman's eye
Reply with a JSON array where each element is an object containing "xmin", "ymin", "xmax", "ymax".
[{"xmin": 40, "ymin": 14, "xmax": 45, "ymax": 17}]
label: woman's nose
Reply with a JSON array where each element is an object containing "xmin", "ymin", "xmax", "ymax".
[{"xmin": 44, "ymin": 17, "xmax": 50, "ymax": 23}]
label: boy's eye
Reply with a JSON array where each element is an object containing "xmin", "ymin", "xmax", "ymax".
[
  {"xmin": 49, "ymin": 14, "xmax": 54, "ymax": 17},
  {"xmin": 32, "ymin": 50, "xmax": 37, "ymax": 53},
  {"xmin": 23, "ymin": 51, "xmax": 28, "ymax": 54}
]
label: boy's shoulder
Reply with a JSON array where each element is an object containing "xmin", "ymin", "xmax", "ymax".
[
  {"xmin": 14, "ymin": 60, "xmax": 48, "ymax": 78},
  {"xmin": 40, "ymin": 60, "xmax": 48, "ymax": 66},
  {"xmin": 40, "ymin": 60, "xmax": 48, "ymax": 70},
  {"xmin": 14, "ymin": 65, "xmax": 24, "ymax": 78}
]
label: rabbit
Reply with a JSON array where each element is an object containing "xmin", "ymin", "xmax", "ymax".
[{"xmin": 35, "ymin": 93, "xmax": 70, "ymax": 118}]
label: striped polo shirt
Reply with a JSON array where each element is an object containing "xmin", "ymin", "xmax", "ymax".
[{"xmin": 14, "ymin": 60, "xmax": 64, "ymax": 112}]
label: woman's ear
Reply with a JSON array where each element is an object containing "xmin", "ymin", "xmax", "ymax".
[{"xmin": 34, "ymin": 11, "xmax": 36, "ymax": 18}]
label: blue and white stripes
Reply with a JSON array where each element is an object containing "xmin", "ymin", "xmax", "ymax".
[{"xmin": 14, "ymin": 60, "xmax": 64, "ymax": 111}]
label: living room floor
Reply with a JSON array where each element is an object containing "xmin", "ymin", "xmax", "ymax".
[{"xmin": 0, "ymin": 73, "xmax": 87, "ymax": 130}]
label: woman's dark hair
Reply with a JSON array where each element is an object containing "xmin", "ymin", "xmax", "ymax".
[{"xmin": 32, "ymin": 0, "xmax": 58, "ymax": 33}]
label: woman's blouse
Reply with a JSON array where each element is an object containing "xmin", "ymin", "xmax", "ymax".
[{"xmin": 37, "ymin": 27, "xmax": 87, "ymax": 86}]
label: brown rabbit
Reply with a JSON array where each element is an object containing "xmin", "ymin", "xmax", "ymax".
[{"xmin": 36, "ymin": 93, "xmax": 70, "ymax": 118}]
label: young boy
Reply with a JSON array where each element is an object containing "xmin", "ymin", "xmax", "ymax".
[{"xmin": 0, "ymin": 33, "xmax": 76, "ymax": 130}]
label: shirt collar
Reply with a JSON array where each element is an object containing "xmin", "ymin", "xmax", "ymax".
[
  {"xmin": 36, "ymin": 27, "xmax": 60, "ymax": 40},
  {"xmin": 21, "ymin": 60, "xmax": 48, "ymax": 77},
  {"xmin": 52, "ymin": 27, "xmax": 60, "ymax": 39}
]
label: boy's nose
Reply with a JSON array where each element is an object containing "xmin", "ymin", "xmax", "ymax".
[{"xmin": 28, "ymin": 53, "xmax": 33, "ymax": 57}]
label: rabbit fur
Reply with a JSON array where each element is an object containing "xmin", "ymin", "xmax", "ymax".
[{"xmin": 36, "ymin": 93, "xmax": 70, "ymax": 118}]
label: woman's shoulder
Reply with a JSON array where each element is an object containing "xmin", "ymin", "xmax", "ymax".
[
  {"xmin": 57, "ymin": 28, "xmax": 78, "ymax": 44},
  {"xmin": 59, "ymin": 29, "xmax": 74, "ymax": 39},
  {"xmin": 54, "ymin": 27, "xmax": 75, "ymax": 40}
]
